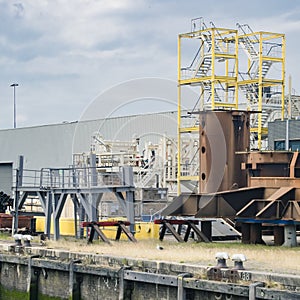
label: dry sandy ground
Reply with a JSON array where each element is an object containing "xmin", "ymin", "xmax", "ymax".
[{"xmin": 45, "ymin": 237, "xmax": 300, "ymax": 276}]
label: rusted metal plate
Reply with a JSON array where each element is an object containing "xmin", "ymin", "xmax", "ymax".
[
  {"xmin": 154, "ymin": 219, "xmax": 199, "ymax": 225},
  {"xmin": 199, "ymin": 110, "xmax": 250, "ymax": 193},
  {"xmin": 281, "ymin": 200, "xmax": 300, "ymax": 220},
  {"xmin": 250, "ymin": 177, "xmax": 300, "ymax": 188},
  {"xmin": 237, "ymin": 199, "xmax": 285, "ymax": 219},
  {"xmin": 161, "ymin": 193, "xmax": 200, "ymax": 216},
  {"xmin": 81, "ymin": 221, "xmax": 131, "ymax": 227}
]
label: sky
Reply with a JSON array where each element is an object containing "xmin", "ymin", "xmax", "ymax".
[{"xmin": 0, "ymin": 0, "xmax": 300, "ymax": 129}]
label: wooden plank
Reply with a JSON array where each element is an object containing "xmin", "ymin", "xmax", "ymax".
[
  {"xmin": 189, "ymin": 222, "xmax": 210, "ymax": 242},
  {"xmin": 159, "ymin": 224, "xmax": 167, "ymax": 241},
  {"xmin": 183, "ymin": 225, "xmax": 192, "ymax": 242},
  {"xmin": 93, "ymin": 224, "xmax": 111, "ymax": 244},
  {"xmin": 81, "ymin": 221, "xmax": 130, "ymax": 227},
  {"xmin": 115, "ymin": 225, "xmax": 122, "ymax": 241},
  {"xmin": 119, "ymin": 223, "xmax": 137, "ymax": 243},
  {"xmin": 164, "ymin": 222, "xmax": 184, "ymax": 242}
]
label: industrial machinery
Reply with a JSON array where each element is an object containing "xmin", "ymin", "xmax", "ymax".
[
  {"xmin": 161, "ymin": 19, "xmax": 300, "ymax": 246},
  {"xmin": 177, "ymin": 18, "xmax": 285, "ymax": 182},
  {"xmin": 8, "ymin": 19, "xmax": 300, "ymax": 246}
]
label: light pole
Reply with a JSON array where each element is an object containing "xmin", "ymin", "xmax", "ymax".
[{"xmin": 10, "ymin": 83, "xmax": 19, "ymax": 129}]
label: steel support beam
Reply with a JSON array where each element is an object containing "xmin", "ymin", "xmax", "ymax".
[
  {"xmin": 69, "ymin": 259, "xmax": 82, "ymax": 300},
  {"xmin": 283, "ymin": 224, "xmax": 297, "ymax": 247},
  {"xmin": 12, "ymin": 155, "xmax": 24, "ymax": 234},
  {"xmin": 249, "ymin": 282, "xmax": 264, "ymax": 300},
  {"xmin": 122, "ymin": 166, "xmax": 135, "ymax": 234},
  {"xmin": 44, "ymin": 192, "xmax": 52, "ymax": 238},
  {"xmin": 53, "ymin": 193, "xmax": 68, "ymax": 240}
]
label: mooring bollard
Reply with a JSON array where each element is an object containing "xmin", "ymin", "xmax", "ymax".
[
  {"xmin": 231, "ymin": 254, "xmax": 247, "ymax": 270},
  {"xmin": 13, "ymin": 234, "xmax": 23, "ymax": 246},
  {"xmin": 215, "ymin": 252, "xmax": 229, "ymax": 268},
  {"xmin": 22, "ymin": 235, "xmax": 33, "ymax": 247}
]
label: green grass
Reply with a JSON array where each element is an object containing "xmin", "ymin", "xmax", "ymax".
[{"xmin": 0, "ymin": 232, "xmax": 13, "ymax": 240}]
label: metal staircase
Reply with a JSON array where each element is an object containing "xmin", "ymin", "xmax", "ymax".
[
  {"xmin": 250, "ymin": 109, "xmax": 272, "ymax": 129},
  {"xmin": 252, "ymin": 60, "xmax": 273, "ymax": 79},
  {"xmin": 136, "ymin": 158, "xmax": 163, "ymax": 189},
  {"xmin": 238, "ymin": 72, "xmax": 258, "ymax": 104},
  {"xmin": 237, "ymin": 23, "xmax": 273, "ymax": 82},
  {"xmin": 201, "ymin": 81, "xmax": 222, "ymax": 103},
  {"xmin": 201, "ymin": 33, "xmax": 222, "ymax": 53},
  {"xmin": 288, "ymin": 95, "xmax": 300, "ymax": 117},
  {"xmin": 193, "ymin": 56, "xmax": 212, "ymax": 77},
  {"xmin": 189, "ymin": 23, "xmax": 224, "ymax": 79},
  {"xmin": 237, "ymin": 23, "xmax": 258, "ymax": 61},
  {"xmin": 236, "ymin": 23, "xmax": 284, "ymax": 149}
]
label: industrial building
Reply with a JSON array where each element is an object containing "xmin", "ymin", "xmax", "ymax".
[
  {"xmin": 0, "ymin": 20, "xmax": 300, "ymax": 247},
  {"xmin": 0, "ymin": 111, "xmax": 182, "ymax": 239},
  {"xmin": 268, "ymin": 118, "xmax": 300, "ymax": 151},
  {"xmin": 0, "ymin": 111, "xmax": 178, "ymax": 171}
]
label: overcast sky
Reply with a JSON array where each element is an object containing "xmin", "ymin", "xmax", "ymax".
[{"xmin": 0, "ymin": 0, "xmax": 300, "ymax": 129}]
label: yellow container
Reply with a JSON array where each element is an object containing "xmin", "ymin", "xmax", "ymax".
[
  {"xmin": 35, "ymin": 217, "xmax": 159, "ymax": 240},
  {"xmin": 101, "ymin": 222, "xmax": 159, "ymax": 240},
  {"xmin": 36, "ymin": 217, "xmax": 76, "ymax": 235}
]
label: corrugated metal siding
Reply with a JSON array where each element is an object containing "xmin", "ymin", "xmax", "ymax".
[
  {"xmin": 72, "ymin": 112, "xmax": 178, "ymax": 153},
  {"xmin": 0, "ymin": 163, "xmax": 13, "ymax": 195},
  {"xmin": 0, "ymin": 123, "xmax": 77, "ymax": 170},
  {"xmin": 289, "ymin": 120, "xmax": 300, "ymax": 139},
  {"xmin": 268, "ymin": 122, "xmax": 274, "ymax": 149},
  {"xmin": 268, "ymin": 119, "xmax": 300, "ymax": 150},
  {"xmin": 0, "ymin": 111, "xmax": 178, "ymax": 170}
]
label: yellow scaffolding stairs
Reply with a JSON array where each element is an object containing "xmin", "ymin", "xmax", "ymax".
[{"xmin": 177, "ymin": 19, "xmax": 285, "ymax": 194}]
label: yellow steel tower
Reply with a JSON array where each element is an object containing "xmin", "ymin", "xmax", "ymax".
[
  {"xmin": 177, "ymin": 19, "xmax": 239, "ymax": 194},
  {"xmin": 177, "ymin": 20, "xmax": 286, "ymax": 194},
  {"xmin": 237, "ymin": 24, "xmax": 285, "ymax": 149}
]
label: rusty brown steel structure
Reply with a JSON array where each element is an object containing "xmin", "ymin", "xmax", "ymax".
[
  {"xmin": 237, "ymin": 150, "xmax": 300, "ymax": 221},
  {"xmin": 162, "ymin": 110, "xmax": 300, "ymax": 245},
  {"xmin": 199, "ymin": 110, "xmax": 250, "ymax": 193}
]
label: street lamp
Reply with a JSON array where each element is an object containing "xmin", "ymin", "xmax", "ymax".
[{"xmin": 10, "ymin": 83, "xmax": 19, "ymax": 129}]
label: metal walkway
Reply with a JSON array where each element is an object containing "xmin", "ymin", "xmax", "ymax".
[{"xmin": 12, "ymin": 155, "xmax": 135, "ymax": 240}]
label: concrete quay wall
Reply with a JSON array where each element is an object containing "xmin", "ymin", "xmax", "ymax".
[{"xmin": 0, "ymin": 245, "xmax": 299, "ymax": 299}]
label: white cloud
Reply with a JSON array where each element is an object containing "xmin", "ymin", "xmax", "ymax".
[{"xmin": 0, "ymin": 0, "xmax": 300, "ymax": 128}]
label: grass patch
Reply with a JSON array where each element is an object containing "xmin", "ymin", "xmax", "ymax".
[
  {"xmin": 44, "ymin": 238, "xmax": 300, "ymax": 275},
  {"xmin": 0, "ymin": 232, "xmax": 13, "ymax": 240}
]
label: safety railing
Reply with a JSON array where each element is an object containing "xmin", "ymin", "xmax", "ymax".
[{"xmin": 13, "ymin": 166, "xmax": 125, "ymax": 189}]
